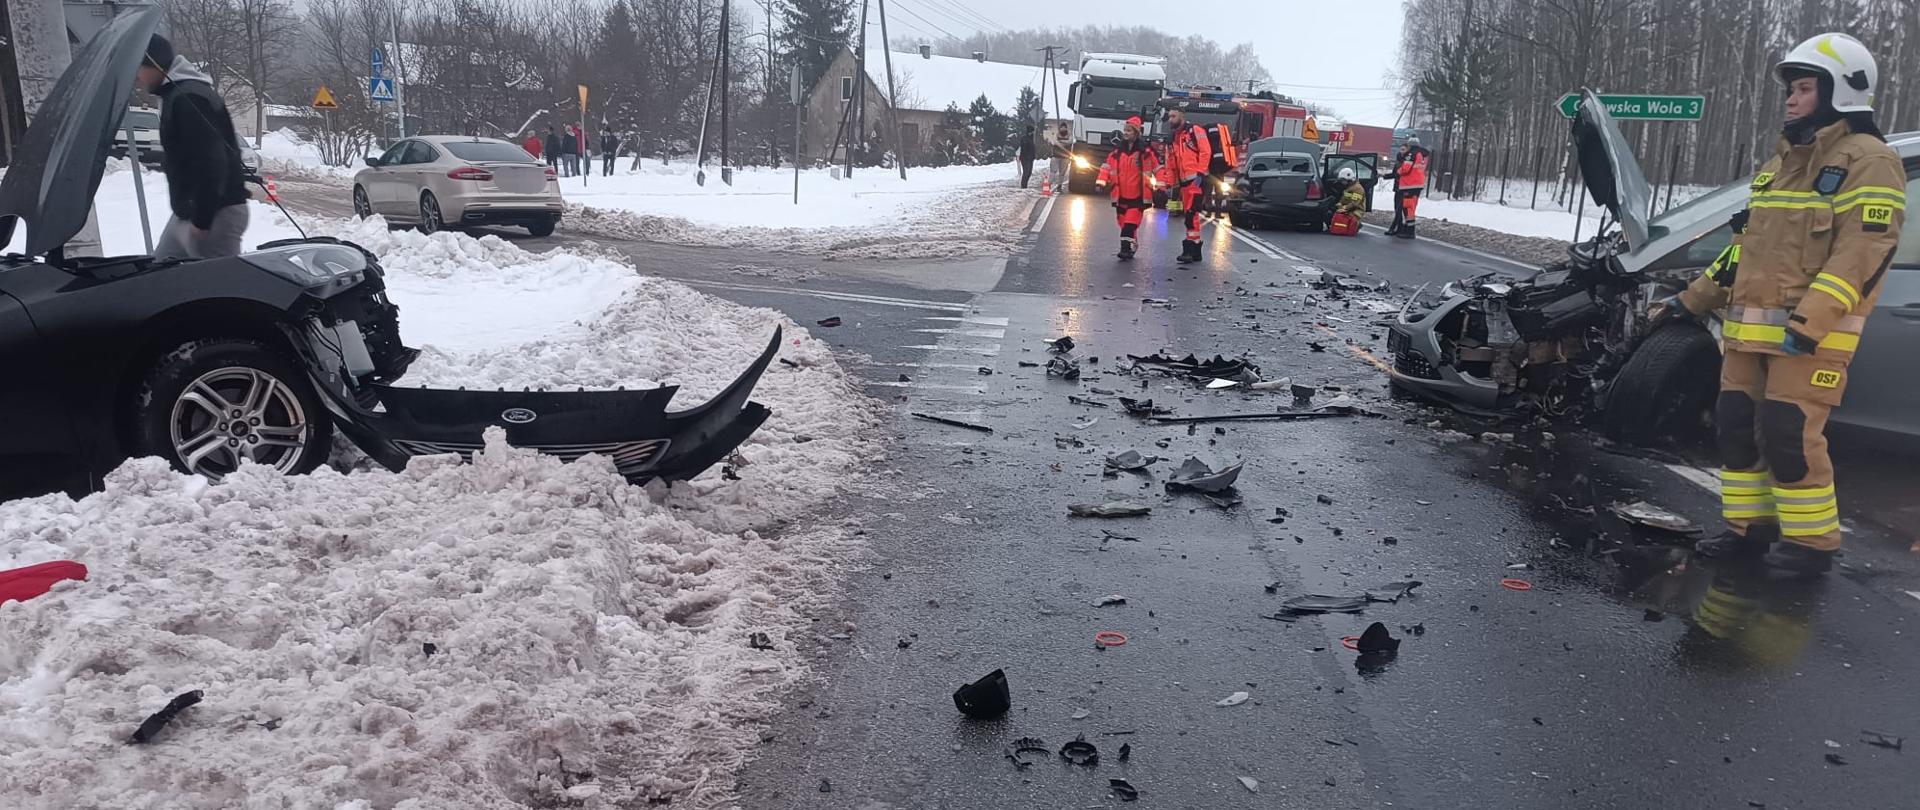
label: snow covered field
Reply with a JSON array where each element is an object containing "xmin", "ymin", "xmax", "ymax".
[
  {"xmin": 2, "ymin": 176, "xmax": 882, "ymax": 806},
  {"xmin": 1381, "ymin": 177, "xmax": 1721, "ymax": 241}
]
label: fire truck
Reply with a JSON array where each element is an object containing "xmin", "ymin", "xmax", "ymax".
[{"xmin": 1157, "ymin": 88, "xmax": 1311, "ymax": 152}]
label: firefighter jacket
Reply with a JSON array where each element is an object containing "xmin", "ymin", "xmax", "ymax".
[
  {"xmin": 1681, "ymin": 120, "xmax": 1906, "ymax": 359},
  {"xmin": 1097, "ymin": 139, "xmax": 1161, "ymax": 207},
  {"xmin": 1157, "ymin": 123, "xmax": 1212, "ymax": 189},
  {"xmin": 1335, "ymin": 179, "xmax": 1367, "ymax": 215}
]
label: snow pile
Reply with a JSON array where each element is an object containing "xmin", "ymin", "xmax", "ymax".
[
  {"xmin": 1, "ymin": 222, "xmax": 881, "ymax": 807},
  {"xmin": 254, "ymin": 128, "xmax": 361, "ymax": 180},
  {"xmin": 562, "ymin": 161, "xmax": 1038, "ymax": 258},
  {"xmin": 1380, "ymin": 177, "xmax": 1720, "ymax": 241}
]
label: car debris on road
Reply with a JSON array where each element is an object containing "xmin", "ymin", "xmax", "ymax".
[
  {"xmin": 1069, "ymin": 500, "xmax": 1153, "ymax": 518},
  {"xmin": 1165, "ymin": 457, "xmax": 1243, "ymax": 493},
  {"xmin": 952, "ymin": 669, "xmax": 1011, "ymax": 719},
  {"xmin": 1104, "ymin": 450, "xmax": 1161, "ymax": 474},
  {"xmin": 1609, "ymin": 501, "xmax": 1702, "ymax": 535}
]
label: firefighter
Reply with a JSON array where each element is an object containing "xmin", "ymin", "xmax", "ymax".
[
  {"xmin": 1382, "ymin": 137, "xmax": 1429, "ymax": 239},
  {"xmin": 1157, "ymin": 107, "xmax": 1214, "ymax": 263},
  {"xmin": 1094, "ymin": 116, "xmax": 1161, "ymax": 259},
  {"xmin": 1333, "ymin": 166, "xmax": 1366, "ymax": 217},
  {"xmin": 1675, "ymin": 33, "xmax": 1904, "ymax": 577}
]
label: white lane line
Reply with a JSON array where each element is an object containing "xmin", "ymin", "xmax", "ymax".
[
  {"xmin": 912, "ymin": 327, "xmax": 1008, "ymax": 339},
  {"xmin": 1665, "ymin": 463, "xmax": 1719, "ymax": 493},
  {"xmin": 869, "ymin": 381, "xmax": 991, "ymax": 393},
  {"xmin": 901, "ymin": 344, "xmax": 1002, "ymax": 356},
  {"xmin": 858, "ymin": 361, "xmax": 991, "ymax": 370},
  {"xmin": 924, "ymin": 315, "xmax": 1012, "ymax": 326},
  {"xmin": 1226, "ymin": 228, "xmax": 1282, "ymax": 259},
  {"xmin": 1237, "ymin": 229, "xmax": 1304, "ymax": 261},
  {"xmin": 1358, "ymin": 223, "xmax": 1537, "ymax": 272},
  {"xmin": 1031, "ymin": 192, "xmax": 1059, "ymax": 234},
  {"xmin": 679, "ymin": 278, "xmax": 971, "ymax": 312}
]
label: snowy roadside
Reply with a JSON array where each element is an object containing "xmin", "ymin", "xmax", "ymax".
[{"xmin": 2, "ymin": 212, "xmax": 884, "ymax": 807}]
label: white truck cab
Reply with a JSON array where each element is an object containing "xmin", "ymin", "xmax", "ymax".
[{"xmin": 1064, "ymin": 52, "xmax": 1168, "ymax": 193}]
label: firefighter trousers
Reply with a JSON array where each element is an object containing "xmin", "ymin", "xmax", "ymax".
[{"xmin": 1716, "ymin": 348, "xmax": 1848, "ymax": 552}]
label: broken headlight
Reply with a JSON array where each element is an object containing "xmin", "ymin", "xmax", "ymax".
[{"xmin": 242, "ymin": 242, "xmax": 368, "ymax": 297}]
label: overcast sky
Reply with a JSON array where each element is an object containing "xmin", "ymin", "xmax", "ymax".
[{"xmin": 835, "ymin": 0, "xmax": 1411, "ymax": 126}]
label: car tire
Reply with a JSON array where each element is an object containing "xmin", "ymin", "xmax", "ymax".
[
  {"xmin": 352, "ymin": 185, "xmax": 372, "ymax": 218},
  {"xmin": 1601, "ymin": 323, "xmax": 1721, "ymax": 446},
  {"xmin": 418, "ymin": 192, "xmax": 443, "ymax": 234},
  {"xmin": 527, "ymin": 221, "xmax": 555, "ymax": 238},
  {"xmin": 130, "ymin": 338, "xmax": 334, "ymax": 481}
]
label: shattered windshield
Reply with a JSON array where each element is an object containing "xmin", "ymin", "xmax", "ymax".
[{"xmin": 1077, "ymin": 80, "xmax": 1164, "ymax": 120}]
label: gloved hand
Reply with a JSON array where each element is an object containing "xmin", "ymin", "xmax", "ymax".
[
  {"xmin": 1781, "ymin": 330, "xmax": 1817, "ymax": 356},
  {"xmin": 1650, "ymin": 294, "xmax": 1696, "ymax": 325}
]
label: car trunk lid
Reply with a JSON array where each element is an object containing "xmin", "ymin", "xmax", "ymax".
[
  {"xmin": 1242, "ymin": 152, "xmax": 1314, "ymax": 204},
  {"xmin": 470, "ymin": 162, "xmax": 549, "ymax": 195}
]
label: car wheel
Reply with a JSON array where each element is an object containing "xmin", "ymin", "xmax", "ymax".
[
  {"xmin": 352, "ymin": 185, "xmax": 372, "ymax": 218},
  {"xmin": 131, "ymin": 338, "xmax": 333, "ymax": 481},
  {"xmin": 527, "ymin": 221, "xmax": 555, "ymax": 238},
  {"xmin": 1601, "ymin": 323, "xmax": 1720, "ymax": 447},
  {"xmin": 418, "ymin": 192, "xmax": 443, "ymax": 234}
]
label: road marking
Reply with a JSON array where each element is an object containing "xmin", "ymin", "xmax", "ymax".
[
  {"xmin": 1665, "ymin": 464, "xmax": 1719, "ymax": 494},
  {"xmin": 901, "ymin": 343, "xmax": 1002, "ymax": 356},
  {"xmin": 1226, "ymin": 228, "xmax": 1283, "ymax": 259},
  {"xmin": 913, "ymin": 327, "xmax": 1008, "ymax": 339},
  {"xmin": 869, "ymin": 381, "xmax": 991, "ymax": 394},
  {"xmin": 1358, "ymin": 223, "xmax": 1537, "ymax": 272},
  {"xmin": 680, "ymin": 278, "xmax": 970, "ymax": 312},
  {"xmin": 924, "ymin": 315, "xmax": 1011, "ymax": 326},
  {"xmin": 1031, "ymin": 192, "xmax": 1059, "ymax": 234}
]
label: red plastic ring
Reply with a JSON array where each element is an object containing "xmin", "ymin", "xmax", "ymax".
[
  {"xmin": 1340, "ymin": 635, "xmax": 1361, "ymax": 651},
  {"xmin": 1094, "ymin": 631, "xmax": 1128, "ymax": 647},
  {"xmin": 1500, "ymin": 578, "xmax": 1534, "ymax": 591}
]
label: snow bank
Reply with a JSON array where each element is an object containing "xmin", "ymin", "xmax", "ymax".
[
  {"xmin": 1, "ymin": 221, "xmax": 882, "ymax": 807},
  {"xmin": 255, "ymin": 128, "xmax": 361, "ymax": 180},
  {"xmin": 1381, "ymin": 177, "xmax": 1719, "ymax": 241}
]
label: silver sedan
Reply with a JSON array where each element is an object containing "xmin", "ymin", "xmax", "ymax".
[{"xmin": 352, "ymin": 135, "xmax": 562, "ymax": 236}]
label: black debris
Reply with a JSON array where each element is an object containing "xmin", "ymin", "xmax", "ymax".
[
  {"xmin": 897, "ymin": 637, "xmax": 912, "ymax": 649},
  {"xmin": 748, "ymin": 631, "xmax": 774, "ymax": 650},
  {"xmin": 1069, "ymin": 395, "xmax": 1109, "ymax": 408},
  {"xmin": 1049, "ymin": 336, "xmax": 1077, "ymax": 353},
  {"xmin": 1059, "ymin": 734, "xmax": 1100, "ymax": 766},
  {"xmin": 128, "ymin": 690, "xmax": 203, "ymax": 745},
  {"xmin": 778, "ymin": 358, "xmax": 800, "ymax": 368},
  {"xmin": 816, "ymin": 316, "xmax": 842, "ymax": 328},
  {"xmin": 1118, "ymin": 743, "xmax": 1132, "ymax": 762},
  {"xmin": 1109, "ymin": 778, "xmax": 1140, "ymax": 802},
  {"xmin": 1861, "ymin": 731, "xmax": 1904, "ymax": 751},
  {"xmin": 1365, "ymin": 581, "xmax": 1423, "ymax": 602},
  {"xmin": 1118, "ymin": 396, "xmax": 1173, "ymax": 417},
  {"xmin": 1533, "ymin": 717, "xmax": 1544, "ymax": 726},
  {"xmin": 257, "ymin": 718, "xmax": 282, "ymax": 731},
  {"xmin": 1356, "ymin": 622, "xmax": 1401, "ymax": 653},
  {"xmin": 1165, "ymin": 457, "xmax": 1244, "ymax": 493},
  {"xmin": 1094, "ymin": 595, "xmax": 1128, "ymax": 607},
  {"xmin": 977, "ymin": 366, "xmax": 993, "ymax": 375},
  {"xmin": 1277, "ymin": 594, "xmax": 1369, "ymax": 614},
  {"xmin": 1824, "ymin": 753, "xmax": 1848, "ymax": 766},
  {"xmin": 1308, "ymin": 342, "xmax": 1327, "ymax": 352},
  {"xmin": 1018, "ymin": 360, "xmax": 1040, "ymax": 367},
  {"xmin": 1104, "ymin": 450, "xmax": 1160, "ymax": 474},
  {"xmin": 1149, "ymin": 411, "xmax": 1356, "ymax": 425},
  {"xmin": 422, "ymin": 642, "xmax": 438, "ymax": 657},
  {"xmin": 1100, "ymin": 529, "xmax": 1139, "ymax": 542},
  {"xmin": 1317, "ymin": 494, "xmax": 1335, "ymax": 505},
  {"xmin": 1047, "ymin": 356, "xmax": 1082, "ymax": 380},
  {"xmin": 1643, "ymin": 609, "xmax": 1666, "ymax": 622},
  {"xmin": 1006, "ymin": 737, "xmax": 1051, "ymax": 770},
  {"xmin": 952, "ymin": 669, "xmax": 1011, "ymax": 719},
  {"xmin": 1069, "ymin": 500, "xmax": 1153, "ymax": 518},
  {"xmin": 819, "ymin": 779, "xmax": 833, "ymax": 793},
  {"xmin": 898, "ymin": 373, "xmax": 911, "ymax": 382},
  {"xmin": 911, "ymin": 412, "xmax": 994, "ymax": 433}
]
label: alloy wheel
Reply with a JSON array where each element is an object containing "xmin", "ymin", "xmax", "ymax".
[
  {"xmin": 420, "ymin": 193, "xmax": 442, "ymax": 233},
  {"xmin": 353, "ymin": 186, "xmax": 371, "ymax": 217},
  {"xmin": 167, "ymin": 366, "xmax": 311, "ymax": 478}
]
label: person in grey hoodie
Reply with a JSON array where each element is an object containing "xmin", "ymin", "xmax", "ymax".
[{"xmin": 135, "ymin": 34, "xmax": 249, "ymax": 260}]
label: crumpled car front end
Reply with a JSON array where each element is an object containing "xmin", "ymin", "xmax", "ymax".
[{"xmin": 1385, "ymin": 278, "xmax": 1508, "ymax": 412}]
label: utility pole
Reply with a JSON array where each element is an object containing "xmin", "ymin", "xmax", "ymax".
[
  {"xmin": 849, "ymin": 0, "xmax": 868, "ymax": 178},
  {"xmin": 1035, "ymin": 45, "xmax": 1065, "ymax": 122},
  {"xmin": 719, "ymin": 0, "xmax": 731, "ymax": 183},
  {"xmin": 875, "ymin": 0, "xmax": 904, "ymax": 177},
  {"xmin": 8, "ymin": 0, "xmax": 103, "ymax": 256},
  {"xmin": 1244, "ymin": 79, "xmax": 1263, "ymax": 94},
  {"xmin": 390, "ymin": 0, "xmax": 406, "ymax": 137}
]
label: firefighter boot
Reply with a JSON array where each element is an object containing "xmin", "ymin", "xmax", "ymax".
[
  {"xmin": 1763, "ymin": 542, "xmax": 1834, "ymax": 577},
  {"xmin": 1695, "ymin": 522, "xmax": 1778, "ymax": 559},
  {"xmin": 1117, "ymin": 237, "xmax": 1135, "ymax": 260},
  {"xmin": 1175, "ymin": 240, "xmax": 1201, "ymax": 263}
]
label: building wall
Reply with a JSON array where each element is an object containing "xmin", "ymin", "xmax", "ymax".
[{"xmin": 801, "ymin": 48, "xmax": 944, "ymax": 166}]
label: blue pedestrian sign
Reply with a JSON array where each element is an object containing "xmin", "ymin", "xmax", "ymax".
[
  {"xmin": 370, "ymin": 77, "xmax": 396, "ymax": 103},
  {"xmin": 371, "ymin": 48, "xmax": 384, "ymax": 78}
]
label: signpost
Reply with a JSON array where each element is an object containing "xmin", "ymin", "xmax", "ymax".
[
  {"xmin": 578, "ymin": 84, "xmax": 589, "ymax": 188},
  {"xmin": 1556, "ymin": 93, "xmax": 1704, "ymax": 121},
  {"xmin": 791, "ymin": 64, "xmax": 801, "ymax": 205}
]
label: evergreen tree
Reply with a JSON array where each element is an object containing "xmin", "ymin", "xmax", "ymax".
[
  {"xmin": 968, "ymin": 94, "xmax": 1014, "ymax": 162},
  {"xmin": 779, "ymin": 0, "xmax": 855, "ymax": 89},
  {"xmin": 1014, "ymin": 86, "xmax": 1043, "ymax": 126}
]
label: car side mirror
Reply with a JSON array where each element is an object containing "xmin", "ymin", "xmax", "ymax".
[{"xmin": 365, "ymin": 157, "xmax": 382, "ymax": 167}]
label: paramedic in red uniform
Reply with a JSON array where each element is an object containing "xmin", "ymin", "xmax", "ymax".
[
  {"xmin": 1095, "ymin": 116, "xmax": 1161, "ymax": 259},
  {"xmin": 1157, "ymin": 107, "xmax": 1214, "ymax": 263}
]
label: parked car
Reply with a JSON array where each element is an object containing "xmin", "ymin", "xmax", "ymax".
[
  {"xmin": 353, "ymin": 136, "xmax": 563, "ymax": 236},
  {"xmin": 0, "ymin": 9, "xmax": 774, "ymax": 501},
  {"xmin": 111, "ymin": 105, "xmax": 261, "ymax": 179},
  {"xmin": 1223, "ymin": 136, "xmax": 1376, "ymax": 229},
  {"xmin": 1385, "ymin": 89, "xmax": 1920, "ymax": 444}
]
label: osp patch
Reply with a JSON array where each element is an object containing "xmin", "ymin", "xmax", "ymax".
[
  {"xmin": 1750, "ymin": 171, "xmax": 1775, "ymax": 190},
  {"xmin": 1863, "ymin": 204, "xmax": 1894, "ymax": 232},
  {"xmin": 1811, "ymin": 369, "xmax": 1843, "ymax": 389},
  {"xmin": 1814, "ymin": 165, "xmax": 1848, "ymax": 195}
]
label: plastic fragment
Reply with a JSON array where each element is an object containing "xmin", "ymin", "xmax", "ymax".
[{"xmin": 1215, "ymin": 691, "xmax": 1250, "ymax": 707}]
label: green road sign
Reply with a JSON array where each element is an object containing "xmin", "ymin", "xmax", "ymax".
[{"xmin": 1557, "ymin": 93, "xmax": 1705, "ymax": 121}]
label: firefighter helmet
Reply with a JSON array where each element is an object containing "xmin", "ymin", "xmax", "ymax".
[
  {"xmin": 1776, "ymin": 33, "xmax": 1877, "ymax": 113},
  {"xmin": 1337, "ymin": 166, "xmax": 1357, "ymax": 182}
]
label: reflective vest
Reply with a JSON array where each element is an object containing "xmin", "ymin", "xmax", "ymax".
[
  {"xmin": 1097, "ymin": 140, "xmax": 1162, "ymax": 204},
  {"xmin": 1680, "ymin": 119, "xmax": 1906, "ymax": 358}
]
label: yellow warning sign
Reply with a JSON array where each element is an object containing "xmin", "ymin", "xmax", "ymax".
[
  {"xmin": 1302, "ymin": 117, "xmax": 1320, "ymax": 142},
  {"xmin": 312, "ymin": 85, "xmax": 340, "ymax": 110}
]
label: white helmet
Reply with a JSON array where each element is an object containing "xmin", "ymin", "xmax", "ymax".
[
  {"xmin": 1776, "ymin": 33, "xmax": 1877, "ymax": 113},
  {"xmin": 1337, "ymin": 166, "xmax": 1357, "ymax": 182}
]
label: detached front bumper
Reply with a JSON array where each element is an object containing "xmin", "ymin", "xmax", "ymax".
[{"xmin": 1384, "ymin": 291, "xmax": 1503, "ymax": 410}]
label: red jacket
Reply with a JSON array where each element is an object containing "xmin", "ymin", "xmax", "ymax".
[
  {"xmin": 523, "ymin": 135, "xmax": 543, "ymax": 157},
  {"xmin": 1392, "ymin": 147, "xmax": 1429, "ymax": 189},
  {"xmin": 1157, "ymin": 123, "xmax": 1212, "ymax": 187},
  {"xmin": 1097, "ymin": 140, "xmax": 1161, "ymax": 204}
]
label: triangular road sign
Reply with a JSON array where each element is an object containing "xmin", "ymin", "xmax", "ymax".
[
  {"xmin": 370, "ymin": 78, "xmax": 396, "ymax": 103},
  {"xmin": 312, "ymin": 85, "xmax": 339, "ymax": 110}
]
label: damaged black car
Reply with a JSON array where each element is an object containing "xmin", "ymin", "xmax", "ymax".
[{"xmin": 0, "ymin": 9, "xmax": 775, "ymax": 500}]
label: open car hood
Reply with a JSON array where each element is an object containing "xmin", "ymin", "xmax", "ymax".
[
  {"xmin": 0, "ymin": 7, "xmax": 157, "ymax": 257},
  {"xmin": 1572, "ymin": 89, "xmax": 1654, "ymax": 250}
]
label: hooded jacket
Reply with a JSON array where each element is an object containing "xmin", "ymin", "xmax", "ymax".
[{"xmin": 155, "ymin": 56, "xmax": 248, "ymax": 229}]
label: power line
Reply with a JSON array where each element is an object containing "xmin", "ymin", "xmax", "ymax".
[
  {"xmin": 884, "ymin": 0, "xmax": 960, "ymax": 42},
  {"xmin": 914, "ymin": 0, "xmax": 1005, "ymax": 34}
]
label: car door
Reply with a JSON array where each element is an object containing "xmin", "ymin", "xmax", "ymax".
[
  {"xmin": 0, "ymin": 288, "xmax": 88, "ymax": 498},
  {"xmin": 1830, "ymin": 164, "xmax": 1920, "ymax": 436},
  {"xmin": 397, "ymin": 140, "xmax": 442, "ymax": 217},
  {"xmin": 1323, "ymin": 153, "xmax": 1380, "ymax": 211},
  {"xmin": 368, "ymin": 140, "xmax": 411, "ymax": 215}
]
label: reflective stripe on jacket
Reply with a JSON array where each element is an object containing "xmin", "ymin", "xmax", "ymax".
[
  {"xmin": 1097, "ymin": 141, "xmax": 1161, "ymax": 204},
  {"xmin": 1705, "ymin": 120, "xmax": 1905, "ymax": 359},
  {"xmin": 1156, "ymin": 123, "xmax": 1212, "ymax": 187}
]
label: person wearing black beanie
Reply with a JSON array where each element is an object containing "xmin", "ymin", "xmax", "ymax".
[{"xmin": 134, "ymin": 33, "xmax": 250, "ymax": 260}]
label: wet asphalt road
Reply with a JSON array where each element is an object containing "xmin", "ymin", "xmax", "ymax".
[
  {"xmin": 725, "ymin": 194, "xmax": 1920, "ymax": 810},
  {"xmin": 279, "ymin": 179, "xmax": 1920, "ymax": 807}
]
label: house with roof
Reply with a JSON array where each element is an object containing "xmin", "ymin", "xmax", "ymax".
[{"xmin": 801, "ymin": 45, "xmax": 1074, "ymax": 165}]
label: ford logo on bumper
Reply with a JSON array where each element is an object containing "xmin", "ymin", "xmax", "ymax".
[{"xmin": 500, "ymin": 407, "xmax": 538, "ymax": 424}]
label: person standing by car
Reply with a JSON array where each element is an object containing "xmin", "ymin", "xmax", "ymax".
[
  {"xmin": 1675, "ymin": 33, "xmax": 1905, "ymax": 577},
  {"xmin": 1382, "ymin": 136, "xmax": 1429, "ymax": 239},
  {"xmin": 600, "ymin": 126, "xmax": 619, "ymax": 176},
  {"xmin": 523, "ymin": 131, "xmax": 544, "ymax": 161},
  {"xmin": 1094, "ymin": 116, "xmax": 1160, "ymax": 259},
  {"xmin": 1157, "ymin": 107, "xmax": 1214, "ymax": 264},
  {"xmin": 1018, "ymin": 124, "xmax": 1037, "ymax": 188},
  {"xmin": 544, "ymin": 126, "xmax": 563, "ymax": 174},
  {"xmin": 134, "ymin": 35, "xmax": 248, "ymax": 260}
]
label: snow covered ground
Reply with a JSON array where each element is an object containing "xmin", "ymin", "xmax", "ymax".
[
  {"xmin": 1381, "ymin": 177, "xmax": 1720, "ymax": 241},
  {"xmin": 2, "ymin": 161, "xmax": 306, "ymax": 256},
  {"xmin": 2, "ymin": 177, "xmax": 883, "ymax": 806}
]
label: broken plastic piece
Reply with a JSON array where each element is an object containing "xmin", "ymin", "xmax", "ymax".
[
  {"xmin": 1501, "ymin": 578, "xmax": 1534, "ymax": 591},
  {"xmin": 1238, "ymin": 776, "xmax": 1259, "ymax": 793},
  {"xmin": 1610, "ymin": 501, "xmax": 1702, "ymax": 534},
  {"xmin": 128, "ymin": 690, "xmax": 203, "ymax": 745},
  {"xmin": 1215, "ymin": 691, "xmax": 1250, "ymax": 707},
  {"xmin": 1093, "ymin": 595, "xmax": 1127, "ymax": 607},
  {"xmin": 952, "ymin": 669, "xmax": 1010, "ymax": 719},
  {"xmin": 1104, "ymin": 450, "xmax": 1160, "ymax": 473},
  {"xmin": 1165, "ymin": 457, "xmax": 1244, "ymax": 493},
  {"xmin": 748, "ymin": 631, "xmax": 774, "ymax": 649},
  {"xmin": 1206, "ymin": 378, "xmax": 1241, "ymax": 389},
  {"xmin": 1824, "ymin": 753, "xmax": 1848, "ymax": 766},
  {"xmin": 1006, "ymin": 737, "xmax": 1051, "ymax": 770},
  {"xmin": 911, "ymin": 412, "xmax": 993, "ymax": 433},
  {"xmin": 1108, "ymin": 778, "xmax": 1139, "ymax": 801},
  {"xmin": 1118, "ymin": 397, "xmax": 1173, "ymax": 416},
  {"xmin": 0, "ymin": 559, "xmax": 88, "ymax": 605},
  {"xmin": 1069, "ymin": 395, "xmax": 1109, "ymax": 408},
  {"xmin": 1069, "ymin": 500, "xmax": 1152, "ymax": 518},
  {"xmin": 1059, "ymin": 734, "xmax": 1100, "ymax": 766},
  {"xmin": 1048, "ymin": 336, "xmax": 1076, "ymax": 354},
  {"xmin": 1860, "ymin": 731, "xmax": 1904, "ymax": 751},
  {"xmin": 816, "ymin": 316, "xmax": 842, "ymax": 327},
  {"xmin": 1279, "ymin": 594, "xmax": 1368, "ymax": 614},
  {"xmin": 1047, "ymin": 356, "xmax": 1082, "ymax": 380},
  {"xmin": 1118, "ymin": 742, "xmax": 1132, "ymax": 761},
  {"xmin": 1356, "ymin": 622, "xmax": 1400, "ymax": 653},
  {"xmin": 1094, "ymin": 630, "xmax": 1128, "ymax": 647}
]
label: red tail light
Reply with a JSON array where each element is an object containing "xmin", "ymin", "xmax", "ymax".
[
  {"xmin": 543, "ymin": 167, "xmax": 557, "ymax": 180},
  {"xmin": 447, "ymin": 166, "xmax": 493, "ymax": 181},
  {"xmin": 1306, "ymin": 179, "xmax": 1322, "ymax": 199}
]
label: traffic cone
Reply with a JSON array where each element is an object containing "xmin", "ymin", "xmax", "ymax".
[
  {"xmin": 1039, "ymin": 175, "xmax": 1052, "ymax": 196},
  {"xmin": 264, "ymin": 176, "xmax": 279, "ymax": 204}
]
